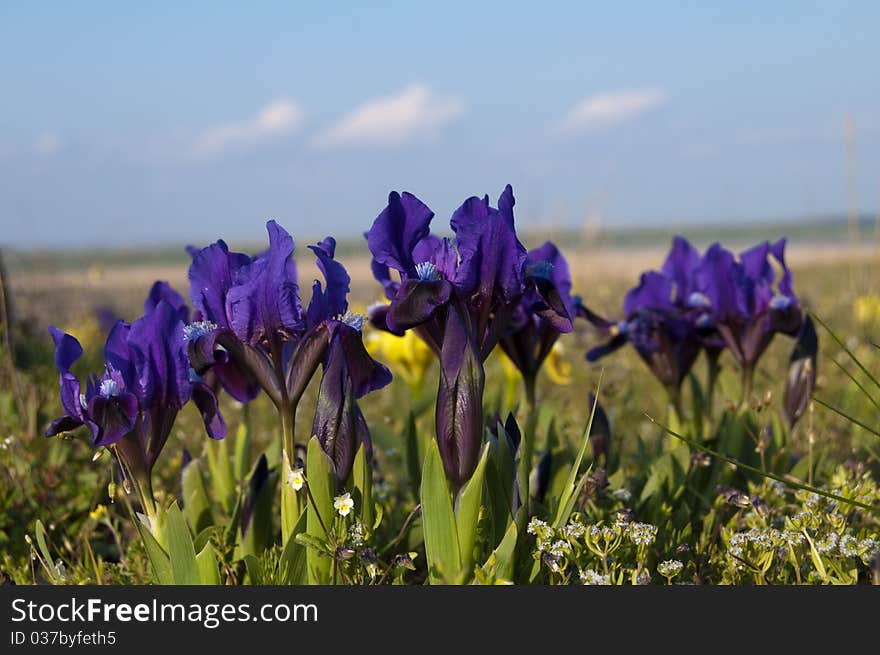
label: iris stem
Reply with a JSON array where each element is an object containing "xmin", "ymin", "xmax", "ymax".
[
  {"xmin": 706, "ymin": 353, "xmax": 720, "ymax": 423},
  {"xmin": 515, "ymin": 387, "xmax": 539, "ymax": 541},
  {"xmin": 740, "ymin": 364, "xmax": 754, "ymax": 408}
]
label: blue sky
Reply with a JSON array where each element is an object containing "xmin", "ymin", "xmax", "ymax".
[{"xmin": 1, "ymin": 1, "xmax": 878, "ymax": 249}]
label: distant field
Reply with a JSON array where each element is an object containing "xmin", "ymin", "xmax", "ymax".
[{"xmin": 4, "ymin": 235, "xmax": 879, "ymax": 331}]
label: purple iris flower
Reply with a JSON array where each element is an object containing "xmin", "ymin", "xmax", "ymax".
[
  {"xmin": 499, "ymin": 241, "xmax": 578, "ymax": 404},
  {"xmin": 585, "ymin": 237, "xmax": 708, "ymax": 396},
  {"xmin": 306, "ymin": 237, "xmax": 391, "ymax": 481},
  {"xmin": 45, "ymin": 281, "xmax": 226, "ymax": 505},
  {"xmin": 694, "ymin": 240, "xmax": 802, "ymax": 381},
  {"xmin": 366, "ymin": 185, "xmax": 569, "ymax": 486},
  {"xmin": 186, "ymin": 222, "xmax": 389, "ymax": 480}
]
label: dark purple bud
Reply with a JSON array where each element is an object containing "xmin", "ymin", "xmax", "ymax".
[
  {"xmin": 783, "ymin": 315, "xmax": 817, "ymax": 429},
  {"xmin": 312, "ymin": 333, "xmax": 373, "ymax": 482},
  {"xmin": 504, "ymin": 412, "xmax": 521, "ymax": 452},
  {"xmin": 435, "ymin": 303, "xmax": 485, "ymax": 488}
]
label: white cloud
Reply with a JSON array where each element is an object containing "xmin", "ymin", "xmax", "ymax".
[
  {"xmin": 194, "ymin": 98, "xmax": 304, "ymax": 156},
  {"xmin": 34, "ymin": 131, "xmax": 62, "ymax": 156},
  {"xmin": 315, "ymin": 83, "xmax": 464, "ymax": 148},
  {"xmin": 558, "ymin": 88, "xmax": 666, "ymax": 133}
]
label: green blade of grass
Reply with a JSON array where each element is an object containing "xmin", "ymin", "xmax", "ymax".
[
  {"xmin": 552, "ymin": 371, "xmax": 603, "ymax": 528},
  {"xmin": 826, "ymin": 353, "xmax": 880, "ymax": 412},
  {"xmin": 646, "ymin": 414, "xmax": 880, "ymax": 516},
  {"xmin": 812, "ymin": 396, "xmax": 880, "ymax": 439},
  {"xmin": 813, "ymin": 312, "xmax": 880, "ymax": 395}
]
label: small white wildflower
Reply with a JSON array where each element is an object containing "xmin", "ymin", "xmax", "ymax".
[
  {"xmin": 549, "ymin": 540, "xmax": 570, "ymax": 558},
  {"xmin": 858, "ymin": 537, "xmax": 879, "ymax": 564},
  {"xmin": 348, "ymin": 522, "xmax": 365, "ymax": 547},
  {"xmin": 580, "ymin": 569, "xmax": 611, "ymax": 585},
  {"xmin": 626, "ymin": 522, "xmax": 657, "ymax": 547},
  {"xmin": 815, "ymin": 532, "xmax": 839, "ymax": 554},
  {"xmin": 784, "ymin": 531, "xmax": 805, "ymax": 547},
  {"xmin": 287, "ymin": 466, "xmax": 305, "ymax": 491},
  {"xmin": 333, "ymin": 492, "xmax": 355, "ymax": 517},
  {"xmin": 527, "ymin": 518, "xmax": 550, "ymax": 537},
  {"xmin": 839, "ymin": 534, "xmax": 859, "ymax": 558},
  {"xmin": 657, "ymin": 560, "xmax": 684, "ymax": 578},
  {"xmin": 747, "ymin": 528, "xmax": 773, "ymax": 550},
  {"xmin": 562, "ymin": 522, "xmax": 585, "ymax": 539}
]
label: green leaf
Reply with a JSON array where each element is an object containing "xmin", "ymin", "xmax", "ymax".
[
  {"xmin": 278, "ymin": 511, "xmax": 309, "ymax": 585},
  {"xmin": 352, "ymin": 443, "xmax": 373, "ymax": 530},
  {"xmin": 134, "ymin": 520, "xmax": 173, "ymax": 585},
  {"xmin": 420, "ymin": 438, "xmax": 462, "ymax": 584},
  {"xmin": 479, "ymin": 521, "xmax": 518, "ymax": 583},
  {"xmin": 553, "ymin": 377, "xmax": 602, "ymax": 528},
  {"xmin": 281, "ymin": 451, "xmax": 303, "ymax": 544},
  {"xmin": 205, "ymin": 434, "xmax": 236, "ymax": 513},
  {"xmin": 182, "ymin": 458, "xmax": 213, "ymax": 534},
  {"xmin": 305, "ymin": 437, "xmax": 335, "ymax": 584},
  {"xmin": 237, "ymin": 454, "xmax": 277, "ymax": 558},
  {"xmin": 803, "ymin": 531, "xmax": 829, "ymax": 583},
  {"xmin": 405, "ymin": 411, "xmax": 421, "ymax": 495},
  {"xmin": 485, "ymin": 440, "xmax": 514, "ymax": 549},
  {"xmin": 455, "ymin": 443, "xmax": 490, "ymax": 583},
  {"xmin": 195, "ymin": 543, "xmax": 220, "ymax": 585},
  {"xmin": 233, "ymin": 421, "xmax": 252, "ymax": 481},
  {"xmin": 33, "ymin": 521, "xmax": 54, "ymax": 569},
  {"xmin": 243, "ymin": 554, "xmax": 263, "ymax": 585},
  {"xmin": 165, "ymin": 501, "xmax": 200, "ymax": 585}
]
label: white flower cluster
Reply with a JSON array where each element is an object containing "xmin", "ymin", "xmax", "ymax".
[
  {"xmin": 626, "ymin": 522, "xmax": 658, "ymax": 547},
  {"xmin": 839, "ymin": 534, "xmax": 879, "ymax": 563},
  {"xmin": 814, "ymin": 532, "xmax": 839, "ymax": 554},
  {"xmin": 561, "ymin": 522, "xmax": 585, "ymax": 540},
  {"xmin": 590, "ymin": 524, "xmax": 619, "ymax": 541},
  {"xmin": 549, "ymin": 540, "xmax": 571, "ymax": 558},
  {"xmin": 728, "ymin": 528, "xmax": 804, "ymax": 557},
  {"xmin": 527, "ymin": 518, "xmax": 553, "ymax": 552},
  {"xmin": 580, "ymin": 569, "xmax": 611, "ymax": 585},
  {"xmin": 657, "ymin": 559, "xmax": 683, "ymax": 578},
  {"xmin": 348, "ymin": 521, "xmax": 365, "ymax": 547}
]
